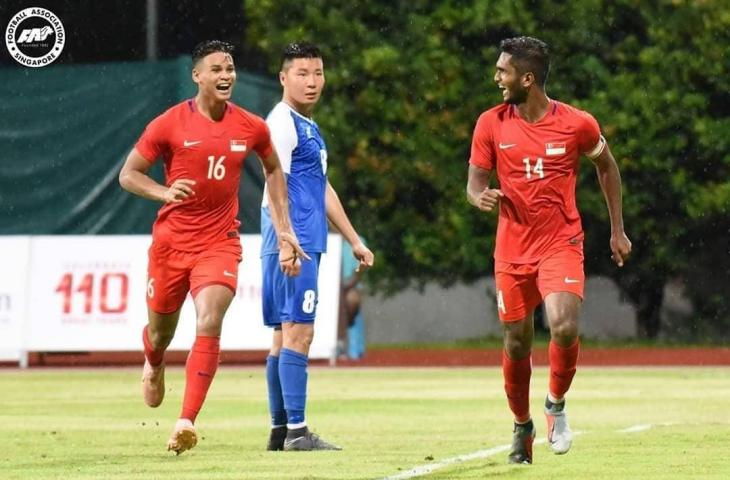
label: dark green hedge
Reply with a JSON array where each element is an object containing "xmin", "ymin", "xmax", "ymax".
[{"xmin": 245, "ymin": 0, "xmax": 729, "ymax": 338}]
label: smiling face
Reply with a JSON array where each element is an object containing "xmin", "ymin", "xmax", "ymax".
[
  {"xmin": 280, "ymin": 57, "xmax": 325, "ymax": 113},
  {"xmin": 192, "ymin": 51, "xmax": 236, "ymax": 102},
  {"xmin": 494, "ymin": 52, "xmax": 529, "ymax": 105}
]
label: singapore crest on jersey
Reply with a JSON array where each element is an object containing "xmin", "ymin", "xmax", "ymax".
[
  {"xmin": 545, "ymin": 142, "xmax": 566, "ymax": 156},
  {"xmin": 230, "ymin": 140, "xmax": 247, "ymax": 152}
]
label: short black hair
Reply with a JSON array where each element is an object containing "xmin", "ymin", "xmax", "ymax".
[
  {"xmin": 499, "ymin": 36, "xmax": 550, "ymax": 87},
  {"xmin": 192, "ymin": 40, "xmax": 234, "ymax": 65},
  {"xmin": 280, "ymin": 42, "xmax": 322, "ymax": 70}
]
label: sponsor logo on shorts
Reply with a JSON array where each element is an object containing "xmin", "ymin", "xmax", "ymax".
[
  {"xmin": 564, "ymin": 277, "xmax": 581, "ymax": 284},
  {"xmin": 223, "ymin": 270, "xmax": 236, "ymax": 278}
]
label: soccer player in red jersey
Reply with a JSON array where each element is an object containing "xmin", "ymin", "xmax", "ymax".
[
  {"xmin": 118, "ymin": 40, "xmax": 307, "ymax": 455},
  {"xmin": 467, "ymin": 36, "xmax": 632, "ymax": 464}
]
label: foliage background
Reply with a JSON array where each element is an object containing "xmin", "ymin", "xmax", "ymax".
[{"xmin": 244, "ymin": 0, "xmax": 730, "ymax": 338}]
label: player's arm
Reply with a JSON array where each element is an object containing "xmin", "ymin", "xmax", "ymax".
[
  {"xmin": 259, "ymin": 149, "xmax": 310, "ymax": 275},
  {"xmin": 342, "ymin": 269, "xmax": 361, "ymax": 290},
  {"xmin": 118, "ymin": 148, "xmax": 195, "ymax": 203},
  {"xmin": 590, "ymin": 142, "xmax": 632, "ymax": 267},
  {"xmin": 466, "ymin": 165, "xmax": 503, "ymax": 212},
  {"xmin": 325, "ymin": 181, "xmax": 374, "ymax": 272}
]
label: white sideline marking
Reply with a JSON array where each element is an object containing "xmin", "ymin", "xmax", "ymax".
[
  {"xmin": 382, "ymin": 424, "xmax": 651, "ymax": 480},
  {"xmin": 619, "ymin": 424, "xmax": 652, "ymax": 433},
  {"xmin": 383, "ymin": 438, "xmax": 547, "ymax": 480},
  {"xmin": 382, "ymin": 439, "xmax": 547, "ymax": 480}
]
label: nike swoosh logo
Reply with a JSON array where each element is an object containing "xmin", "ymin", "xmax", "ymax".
[
  {"xmin": 183, "ymin": 140, "xmax": 202, "ymax": 147},
  {"xmin": 223, "ymin": 270, "xmax": 236, "ymax": 278},
  {"xmin": 499, "ymin": 143, "xmax": 516, "ymax": 149},
  {"xmin": 197, "ymin": 371, "xmax": 212, "ymax": 378},
  {"xmin": 564, "ymin": 277, "xmax": 581, "ymax": 284}
]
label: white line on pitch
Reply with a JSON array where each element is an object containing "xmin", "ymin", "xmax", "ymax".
[
  {"xmin": 381, "ymin": 439, "xmax": 547, "ymax": 480},
  {"xmin": 381, "ymin": 424, "xmax": 652, "ymax": 480},
  {"xmin": 619, "ymin": 424, "xmax": 652, "ymax": 433}
]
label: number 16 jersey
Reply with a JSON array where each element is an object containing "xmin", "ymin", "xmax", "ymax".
[
  {"xmin": 135, "ymin": 99, "xmax": 273, "ymax": 252},
  {"xmin": 469, "ymin": 100, "xmax": 606, "ymax": 263}
]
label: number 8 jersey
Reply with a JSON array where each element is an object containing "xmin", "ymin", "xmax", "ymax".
[
  {"xmin": 469, "ymin": 101, "xmax": 606, "ymax": 263},
  {"xmin": 135, "ymin": 99, "xmax": 273, "ymax": 252},
  {"xmin": 260, "ymin": 101, "xmax": 328, "ymax": 256}
]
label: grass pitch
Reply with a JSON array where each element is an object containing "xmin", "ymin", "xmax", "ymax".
[{"xmin": 1, "ymin": 366, "xmax": 728, "ymax": 479}]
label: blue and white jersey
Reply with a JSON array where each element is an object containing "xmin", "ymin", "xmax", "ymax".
[{"xmin": 261, "ymin": 101, "xmax": 328, "ymax": 256}]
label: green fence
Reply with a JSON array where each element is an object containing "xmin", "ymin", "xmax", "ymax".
[{"xmin": 0, "ymin": 57, "xmax": 279, "ymax": 234}]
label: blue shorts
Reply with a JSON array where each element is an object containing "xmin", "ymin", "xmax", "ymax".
[{"xmin": 261, "ymin": 252, "xmax": 321, "ymax": 327}]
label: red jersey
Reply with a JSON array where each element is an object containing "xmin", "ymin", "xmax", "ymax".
[
  {"xmin": 135, "ymin": 99, "xmax": 273, "ymax": 252},
  {"xmin": 470, "ymin": 100, "xmax": 605, "ymax": 263}
]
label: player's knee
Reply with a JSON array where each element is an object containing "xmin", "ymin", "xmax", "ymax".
[
  {"xmin": 270, "ymin": 332, "xmax": 283, "ymax": 356},
  {"xmin": 284, "ymin": 325, "xmax": 314, "ymax": 352},
  {"xmin": 550, "ymin": 318, "xmax": 578, "ymax": 344},
  {"xmin": 147, "ymin": 325, "xmax": 174, "ymax": 349},
  {"xmin": 504, "ymin": 336, "xmax": 531, "ymax": 359},
  {"xmin": 195, "ymin": 309, "xmax": 224, "ymax": 336},
  {"xmin": 294, "ymin": 330, "xmax": 314, "ymax": 350}
]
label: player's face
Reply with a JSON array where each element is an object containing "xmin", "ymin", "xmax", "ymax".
[
  {"xmin": 280, "ymin": 57, "xmax": 325, "ymax": 110},
  {"xmin": 193, "ymin": 52, "xmax": 236, "ymax": 101},
  {"xmin": 494, "ymin": 53, "xmax": 528, "ymax": 105}
]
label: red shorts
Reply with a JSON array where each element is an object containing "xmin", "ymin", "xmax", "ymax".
[
  {"xmin": 494, "ymin": 246, "xmax": 584, "ymax": 322},
  {"xmin": 146, "ymin": 237, "xmax": 242, "ymax": 314}
]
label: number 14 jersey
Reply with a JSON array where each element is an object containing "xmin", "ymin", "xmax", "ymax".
[{"xmin": 470, "ymin": 100, "xmax": 606, "ymax": 263}]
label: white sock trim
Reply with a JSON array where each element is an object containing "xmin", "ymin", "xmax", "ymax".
[
  {"xmin": 287, "ymin": 421, "xmax": 307, "ymax": 430},
  {"xmin": 176, "ymin": 418, "xmax": 194, "ymax": 427},
  {"xmin": 547, "ymin": 393, "xmax": 565, "ymax": 404}
]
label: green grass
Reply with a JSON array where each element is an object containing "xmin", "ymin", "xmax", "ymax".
[{"xmin": 1, "ymin": 367, "xmax": 729, "ymax": 479}]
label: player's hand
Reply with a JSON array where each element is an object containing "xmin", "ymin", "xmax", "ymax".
[
  {"xmin": 352, "ymin": 242, "xmax": 374, "ymax": 273},
  {"xmin": 476, "ymin": 187, "xmax": 504, "ymax": 212},
  {"xmin": 162, "ymin": 179, "xmax": 196, "ymax": 203},
  {"xmin": 278, "ymin": 231, "xmax": 310, "ymax": 277},
  {"xmin": 278, "ymin": 241, "xmax": 302, "ymax": 276},
  {"xmin": 610, "ymin": 231, "xmax": 632, "ymax": 267}
]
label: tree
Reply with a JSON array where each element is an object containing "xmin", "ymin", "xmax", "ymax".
[
  {"xmin": 245, "ymin": 0, "xmax": 730, "ymax": 339},
  {"xmin": 576, "ymin": 1, "xmax": 730, "ymax": 338}
]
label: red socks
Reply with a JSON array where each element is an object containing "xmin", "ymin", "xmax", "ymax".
[
  {"xmin": 142, "ymin": 325, "xmax": 165, "ymax": 367},
  {"xmin": 503, "ymin": 340, "xmax": 579, "ymax": 421},
  {"xmin": 502, "ymin": 350, "xmax": 532, "ymax": 423},
  {"xmin": 181, "ymin": 336, "xmax": 220, "ymax": 423},
  {"xmin": 143, "ymin": 327, "xmax": 221, "ymax": 423},
  {"xmin": 549, "ymin": 339, "xmax": 580, "ymax": 399}
]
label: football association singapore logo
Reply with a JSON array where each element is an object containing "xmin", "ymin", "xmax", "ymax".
[{"xmin": 5, "ymin": 7, "xmax": 65, "ymax": 67}]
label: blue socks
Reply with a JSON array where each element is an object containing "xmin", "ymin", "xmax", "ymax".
[
  {"xmin": 279, "ymin": 348, "xmax": 308, "ymax": 426},
  {"xmin": 266, "ymin": 355, "xmax": 287, "ymax": 426}
]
